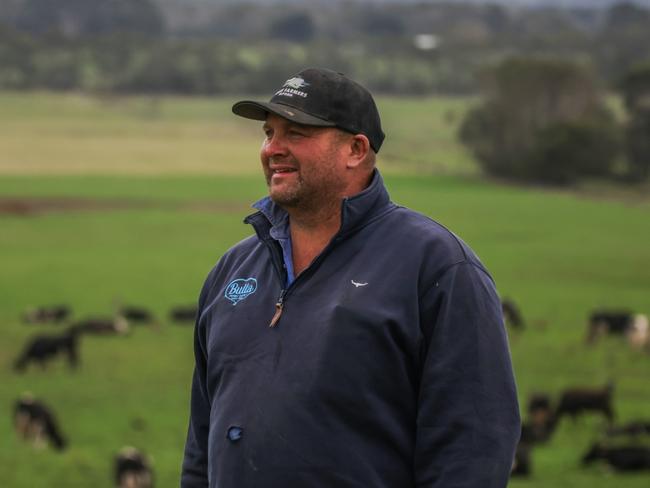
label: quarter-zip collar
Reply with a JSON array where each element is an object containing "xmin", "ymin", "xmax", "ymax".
[
  {"xmin": 251, "ymin": 197, "xmax": 295, "ymax": 285},
  {"xmin": 244, "ymin": 169, "xmax": 393, "ymax": 244},
  {"xmin": 244, "ymin": 169, "xmax": 394, "ymax": 329}
]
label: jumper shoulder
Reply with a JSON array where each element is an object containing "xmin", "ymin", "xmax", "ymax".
[{"xmin": 388, "ymin": 206, "xmax": 492, "ymax": 285}]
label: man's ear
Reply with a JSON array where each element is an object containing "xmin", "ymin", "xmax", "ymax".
[{"xmin": 346, "ymin": 134, "xmax": 371, "ymax": 169}]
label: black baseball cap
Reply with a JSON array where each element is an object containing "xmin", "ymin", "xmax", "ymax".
[{"xmin": 232, "ymin": 67, "xmax": 385, "ymax": 153}]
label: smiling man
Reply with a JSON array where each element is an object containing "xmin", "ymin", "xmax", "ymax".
[{"xmin": 181, "ymin": 67, "xmax": 520, "ymax": 488}]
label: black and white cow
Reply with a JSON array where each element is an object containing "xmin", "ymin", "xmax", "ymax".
[
  {"xmin": 23, "ymin": 304, "xmax": 71, "ymax": 324},
  {"xmin": 13, "ymin": 396, "xmax": 67, "ymax": 451},
  {"xmin": 606, "ymin": 420, "xmax": 650, "ymax": 437},
  {"xmin": 502, "ymin": 298, "xmax": 525, "ymax": 330},
  {"xmin": 510, "ymin": 440, "xmax": 532, "ymax": 477},
  {"xmin": 13, "ymin": 328, "xmax": 79, "ymax": 371},
  {"xmin": 586, "ymin": 310, "xmax": 648, "ymax": 347},
  {"xmin": 524, "ymin": 393, "xmax": 556, "ymax": 443},
  {"xmin": 169, "ymin": 305, "xmax": 198, "ymax": 324},
  {"xmin": 582, "ymin": 442, "xmax": 650, "ymax": 471},
  {"xmin": 115, "ymin": 446, "xmax": 154, "ymax": 488},
  {"xmin": 118, "ymin": 306, "xmax": 155, "ymax": 325},
  {"xmin": 71, "ymin": 316, "xmax": 129, "ymax": 336},
  {"xmin": 555, "ymin": 383, "xmax": 615, "ymax": 424}
]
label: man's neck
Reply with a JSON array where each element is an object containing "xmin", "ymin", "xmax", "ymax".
[
  {"xmin": 281, "ymin": 170, "xmax": 374, "ymax": 277},
  {"xmin": 288, "ymin": 203, "xmax": 341, "ymax": 277}
]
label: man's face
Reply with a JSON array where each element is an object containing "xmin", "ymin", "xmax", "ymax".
[{"xmin": 260, "ymin": 114, "xmax": 350, "ymax": 211}]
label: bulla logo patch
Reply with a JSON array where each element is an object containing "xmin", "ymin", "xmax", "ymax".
[{"xmin": 224, "ymin": 278, "xmax": 258, "ymax": 305}]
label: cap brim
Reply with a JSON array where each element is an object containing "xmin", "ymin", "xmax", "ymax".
[{"xmin": 232, "ymin": 101, "xmax": 336, "ymax": 127}]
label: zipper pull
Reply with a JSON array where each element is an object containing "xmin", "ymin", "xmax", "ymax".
[{"xmin": 269, "ymin": 290, "xmax": 286, "ymax": 328}]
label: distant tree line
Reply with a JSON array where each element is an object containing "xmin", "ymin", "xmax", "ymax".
[
  {"xmin": 1, "ymin": 0, "xmax": 649, "ymax": 184},
  {"xmin": 621, "ymin": 62, "xmax": 650, "ymax": 181},
  {"xmin": 7, "ymin": 0, "xmax": 164, "ymax": 37},
  {"xmin": 1, "ymin": 1, "xmax": 650, "ymax": 95},
  {"xmin": 459, "ymin": 58, "xmax": 650, "ymax": 184}
]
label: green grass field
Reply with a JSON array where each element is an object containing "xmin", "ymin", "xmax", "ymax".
[
  {"xmin": 0, "ymin": 92, "xmax": 476, "ymax": 176},
  {"xmin": 1, "ymin": 93, "xmax": 649, "ymax": 487}
]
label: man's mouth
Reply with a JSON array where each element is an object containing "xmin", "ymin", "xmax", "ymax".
[{"xmin": 271, "ymin": 167, "xmax": 297, "ymax": 175}]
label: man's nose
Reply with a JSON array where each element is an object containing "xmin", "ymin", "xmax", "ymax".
[{"xmin": 261, "ymin": 133, "xmax": 288, "ymax": 158}]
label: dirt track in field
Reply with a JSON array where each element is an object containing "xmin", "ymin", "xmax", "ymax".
[{"xmin": 0, "ymin": 197, "xmax": 251, "ymax": 216}]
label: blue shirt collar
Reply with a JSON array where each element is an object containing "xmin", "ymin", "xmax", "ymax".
[{"xmin": 252, "ymin": 197, "xmax": 295, "ymax": 286}]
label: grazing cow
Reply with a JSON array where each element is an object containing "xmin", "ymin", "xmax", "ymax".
[
  {"xmin": 71, "ymin": 316, "xmax": 129, "ymax": 336},
  {"xmin": 115, "ymin": 446, "xmax": 154, "ymax": 488},
  {"xmin": 582, "ymin": 442, "xmax": 650, "ymax": 471},
  {"xmin": 510, "ymin": 440, "xmax": 532, "ymax": 477},
  {"xmin": 118, "ymin": 306, "xmax": 155, "ymax": 325},
  {"xmin": 606, "ymin": 420, "xmax": 650, "ymax": 437},
  {"xmin": 528, "ymin": 393, "xmax": 551, "ymax": 413},
  {"xmin": 555, "ymin": 383, "xmax": 615, "ymax": 424},
  {"xmin": 23, "ymin": 304, "xmax": 71, "ymax": 324},
  {"xmin": 13, "ymin": 396, "xmax": 67, "ymax": 450},
  {"xmin": 519, "ymin": 422, "xmax": 537, "ymax": 444},
  {"xmin": 586, "ymin": 309, "xmax": 636, "ymax": 344},
  {"xmin": 524, "ymin": 393, "xmax": 556, "ymax": 443},
  {"xmin": 169, "ymin": 305, "xmax": 197, "ymax": 324},
  {"xmin": 502, "ymin": 299, "xmax": 525, "ymax": 330},
  {"xmin": 13, "ymin": 328, "xmax": 79, "ymax": 371}
]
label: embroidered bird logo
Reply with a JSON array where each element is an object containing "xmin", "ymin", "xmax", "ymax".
[
  {"xmin": 351, "ymin": 280, "xmax": 368, "ymax": 288},
  {"xmin": 284, "ymin": 77, "xmax": 309, "ymax": 89}
]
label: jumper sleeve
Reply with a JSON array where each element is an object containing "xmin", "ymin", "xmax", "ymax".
[
  {"xmin": 181, "ymin": 283, "xmax": 212, "ymax": 487},
  {"xmin": 415, "ymin": 261, "xmax": 520, "ymax": 488}
]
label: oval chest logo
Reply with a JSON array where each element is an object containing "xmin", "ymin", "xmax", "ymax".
[{"xmin": 224, "ymin": 278, "xmax": 257, "ymax": 305}]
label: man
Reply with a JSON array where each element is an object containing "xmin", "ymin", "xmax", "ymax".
[{"xmin": 181, "ymin": 67, "xmax": 520, "ymax": 487}]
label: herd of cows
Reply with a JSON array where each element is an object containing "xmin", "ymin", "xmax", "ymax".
[
  {"xmin": 502, "ymin": 300, "xmax": 650, "ymax": 478},
  {"xmin": 8, "ymin": 301, "xmax": 650, "ymax": 485},
  {"xmin": 14, "ymin": 304, "xmax": 196, "ymax": 371},
  {"xmin": 11, "ymin": 303, "xmax": 197, "ymax": 488}
]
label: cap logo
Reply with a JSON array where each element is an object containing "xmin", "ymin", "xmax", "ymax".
[
  {"xmin": 274, "ymin": 77, "xmax": 309, "ymax": 98},
  {"xmin": 284, "ymin": 77, "xmax": 309, "ymax": 89}
]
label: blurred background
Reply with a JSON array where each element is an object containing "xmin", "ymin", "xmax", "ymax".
[{"xmin": 0, "ymin": 0, "xmax": 649, "ymax": 486}]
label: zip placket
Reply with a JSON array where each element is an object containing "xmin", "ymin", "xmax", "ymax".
[
  {"xmin": 269, "ymin": 289, "xmax": 287, "ymax": 328},
  {"xmin": 263, "ymin": 234, "xmax": 342, "ymax": 329},
  {"xmin": 251, "ymin": 197, "xmax": 353, "ymax": 329}
]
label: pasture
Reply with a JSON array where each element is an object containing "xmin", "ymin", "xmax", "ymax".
[{"xmin": 1, "ymin": 92, "xmax": 649, "ymax": 487}]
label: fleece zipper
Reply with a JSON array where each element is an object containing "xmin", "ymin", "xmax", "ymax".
[
  {"xmin": 252, "ymin": 195, "xmax": 363, "ymax": 329},
  {"xmin": 261, "ymin": 230, "xmax": 346, "ymax": 329}
]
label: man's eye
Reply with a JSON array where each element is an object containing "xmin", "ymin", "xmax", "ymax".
[{"xmin": 289, "ymin": 130, "xmax": 305, "ymax": 138}]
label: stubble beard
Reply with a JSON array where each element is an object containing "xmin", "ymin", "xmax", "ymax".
[
  {"xmin": 268, "ymin": 172, "xmax": 306, "ymax": 209},
  {"xmin": 265, "ymin": 138, "xmax": 349, "ymax": 215},
  {"xmin": 266, "ymin": 166, "xmax": 347, "ymax": 216}
]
